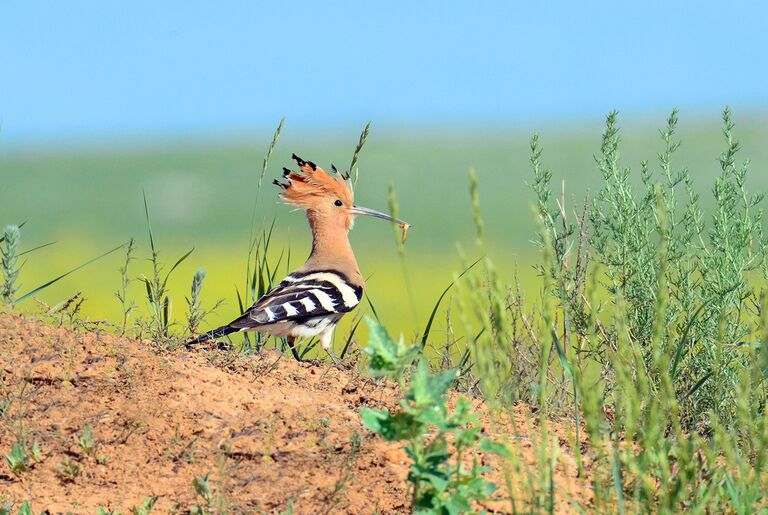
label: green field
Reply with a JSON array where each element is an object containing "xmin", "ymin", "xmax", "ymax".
[
  {"xmin": 3, "ymin": 112, "xmax": 768, "ymax": 339},
  {"xmin": 4, "ymin": 110, "xmax": 768, "ymax": 512}
]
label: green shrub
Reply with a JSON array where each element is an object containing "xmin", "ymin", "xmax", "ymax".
[
  {"xmin": 140, "ymin": 191, "xmax": 194, "ymax": 342},
  {"xmin": 459, "ymin": 108, "xmax": 768, "ymax": 511},
  {"xmin": 359, "ymin": 319, "xmax": 509, "ymax": 513},
  {"xmin": 5, "ymin": 442, "xmax": 29, "ymax": 474},
  {"xmin": 78, "ymin": 424, "xmax": 95, "ymax": 456}
]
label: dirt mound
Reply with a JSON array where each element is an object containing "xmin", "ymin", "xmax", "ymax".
[{"xmin": 0, "ymin": 314, "xmax": 588, "ymax": 513}]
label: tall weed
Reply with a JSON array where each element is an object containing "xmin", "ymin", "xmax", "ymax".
[{"xmin": 458, "ymin": 108, "xmax": 768, "ymax": 511}]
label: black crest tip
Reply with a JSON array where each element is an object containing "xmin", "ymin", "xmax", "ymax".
[{"xmin": 291, "ymin": 153, "xmax": 306, "ymax": 166}]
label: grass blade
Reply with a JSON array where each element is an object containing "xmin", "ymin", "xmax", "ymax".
[
  {"xmin": 233, "ymin": 286, "xmax": 253, "ymax": 349},
  {"xmin": 235, "ymin": 286, "xmax": 246, "ymax": 314},
  {"xmin": 550, "ymin": 327, "xmax": 574, "ymax": 379},
  {"xmin": 299, "ymin": 338, "xmax": 319, "ymax": 359},
  {"xmin": 683, "ymin": 370, "xmax": 713, "ymax": 399},
  {"xmin": 365, "ymin": 293, "xmax": 380, "ymax": 322},
  {"xmin": 611, "ymin": 436, "xmax": 626, "ymax": 515},
  {"xmin": 19, "ymin": 241, "xmax": 56, "ymax": 256},
  {"xmin": 245, "ymin": 120, "xmax": 284, "ymax": 305},
  {"xmin": 286, "ymin": 244, "xmax": 291, "ymax": 275},
  {"xmin": 420, "ymin": 257, "xmax": 482, "ymax": 347},
  {"xmin": 161, "ymin": 247, "xmax": 195, "ymax": 290},
  {"xmin": 142, "ymin": 277, "xmax": 154, "ymax": 306},
  {"xmin": 264, "ymin": 217, "xmax": 277, "ymax": 250},
  {"xmin": 257, "ymin": 250, "xmax": 266, "ymax": 299},
  {"xmin": 142, "ymin": 190, "xmax": 156, "ymax": 255},
  {"xmin": 340, "ymin": 316, "xmax": 363, "ymax": 359},
  {"xmin": 16, "ymin": 242, "xmax": 126, "ymax": 303},
  {"xmin": 269, "ymin": 249, "xmax": 285, "ymax": 289},
  {"xmin": 670, "ymin": 302, "xmax": 709, "ymax": 379},
  {"xmin": 250, "ymin": 243, "xmax": 261, "ymax": 300},
  {"xmin": 162, "ymin": 295, "xmax": 171, "ymax": 328}
]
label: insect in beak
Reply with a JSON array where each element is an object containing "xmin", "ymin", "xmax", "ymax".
[{"xmin": 348, "ymin": 205, "xmax": 411, "ymax": 242}]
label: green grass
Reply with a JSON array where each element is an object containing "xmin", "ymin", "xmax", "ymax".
[{"xmin": 3, "ymin": 113, "xmax": 768, "ymax": 339}]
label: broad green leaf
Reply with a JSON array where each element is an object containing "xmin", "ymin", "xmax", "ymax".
[
  {"xmin": 408, "ymin": 362, "xmax": 457, "ymax": 408},
  {"xmin": 444, "ymin": 493, "xmax": 473, "ymax": 514},
  {"xmin": 419, "ymin": 469, "xmax": 450, "ymax": 493},
  {"xmin": 364, "ymin": 317, "xmax": 419, "ymax": 378},
  {"xmin": 360, "ymin": 408, "xmax": 422, "ymax": 441}
]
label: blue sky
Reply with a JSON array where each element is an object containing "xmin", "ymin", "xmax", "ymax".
[{"xmin": 1, "ymin": 1, "xmax": 766, "ymax": 143}]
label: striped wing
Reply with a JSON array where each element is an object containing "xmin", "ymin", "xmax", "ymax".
[{"xmin": 231, "ymin": 270, "xmax": 363, "ymax": 329}]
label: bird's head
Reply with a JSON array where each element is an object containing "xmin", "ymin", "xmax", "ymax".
[{"xmin": 274, "ymin": 154, "xmax": 409, "ymax": 234}]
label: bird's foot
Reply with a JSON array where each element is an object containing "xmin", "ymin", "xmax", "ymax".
[
  {"xmin": 326, "ymin": 350, "xmax": 342, "ymax": 366},
  {"xmin": 288, "ymin": 347, "xmax": 319, "ymax": 366}
]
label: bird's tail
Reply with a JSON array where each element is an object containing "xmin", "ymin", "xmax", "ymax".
[{"xmin": 185, "ymin": 325, "xmax": 238, "ymax": 348}]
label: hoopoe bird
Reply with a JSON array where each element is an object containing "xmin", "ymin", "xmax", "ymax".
[{"xmin": 186, "ymin": 154, "xmax": 409, "ymax": 364}]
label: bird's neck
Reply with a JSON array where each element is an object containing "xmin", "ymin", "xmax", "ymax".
[{"xmin": 306, "ymin": 213, "xmax": 360, "ymax": 276}]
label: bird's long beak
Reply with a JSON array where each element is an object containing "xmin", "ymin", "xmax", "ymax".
[{"xmin": 348, "ymin": 205, "xmax": 409, "ymax": 226}]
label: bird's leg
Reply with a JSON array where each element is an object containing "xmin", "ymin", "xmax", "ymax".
[
  {"xmin": 286, "ymin": 336, "xmax": 303, "ymax": 362},
  {"xmin": 320, "ymin": 328, "xmax": 341, "ymax": 366}
]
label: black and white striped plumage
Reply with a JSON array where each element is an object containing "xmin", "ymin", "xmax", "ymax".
[
  {"xmin": 186, "ymin": 269, "xmax": 363, "ymax": 361},
  {"xmin": 234, "ymin": 270, "xmax": 363, "ymax": 327}
]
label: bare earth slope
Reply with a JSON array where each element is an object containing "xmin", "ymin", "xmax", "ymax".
[{"xmin": 0, "ymin": 314, "xmax": 588, "ymax": 513}]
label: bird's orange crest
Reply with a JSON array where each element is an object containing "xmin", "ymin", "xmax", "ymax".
[{"xmin": 274, "ymin": 154, "xmax": 354, "ymax": 210}]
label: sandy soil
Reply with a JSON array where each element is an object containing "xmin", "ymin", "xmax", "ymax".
[{"xmin": 0, "ymin": 313, "xmax": 591, "ymax": 513}]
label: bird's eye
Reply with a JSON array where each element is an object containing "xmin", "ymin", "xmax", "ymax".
[{"xmin": 334, "ymin": 200, "xmax": 343, "ymax": 207}]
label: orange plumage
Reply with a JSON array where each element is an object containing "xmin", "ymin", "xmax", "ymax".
[{"xmin": 276, "ymin": 154, "xmax": 354, "ymax": 210}]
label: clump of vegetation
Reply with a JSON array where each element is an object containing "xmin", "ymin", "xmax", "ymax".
[
  {"xmin": 0, "ymin": 499, "xmax": 32, "ymax": 515},
  {"xmin": 140, "ymin": 191, "xmax": 195, "ymax": 342},
  {"xmin": 4, "ymin": 440, "xmax": 41, "ymax": 476},
  {"xmin": 130, "ymin": 497, "xmax": 158, "ymax": 515},
  {"xmin": 115, "ymin": 237, "xmax": 137, "ymax": 334},
  {"xmin": 5, "ymin": 442, "xmax": 30, "ymax": 474},
  {"xmin": 324, "ymin": 431, "xmax": 363, "ymax": 511},
  {"xmin": 186, "ymin": 269, "xmax": 207, "ymax": 336},
  {"xmin": 1, "ymin": 225, "xmax": 21, "ymax": 305},
  {"xmin": 360, "ymin": 319, "xmax": 508, "ymax": 513},
  {"xmin": 186, "ymin": 268, "xmax": 223, "ymax": 338},
  {"xmin": 584, "ymin": 108, "xmax": 765, "ymax": 429},
  {"xmin": 191, "ymin": 472, "xmax": 228, "ymax": 514},
  {"xmin": 459, "ymin": 107, "xmax": 768, "ymax": 511},
  {"xmin": 55, "ymin": 458, "xmax": 81, "ymax": 482},
  {"xmin": 240, "ymin": 119, "xmax": 285, "ymax": 352},
  {"xmin": 77, "ymin": 424, "xmax": 95, "ymax": 456},
  {"xmin": 0, "ymin": 222, "xmax": 123, "ymax": 311},
  {"xmin": 96, "ymin": 496, "xmax": 157, "ymax": 515},
  {"xmin": 17, "ymin": 501, "xmax": 31, "ymax": 515}
]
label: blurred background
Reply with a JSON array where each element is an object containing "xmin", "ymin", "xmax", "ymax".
[{"xmin": 2, "ymin": 1, "xmax": 767, "ymax": 338}]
